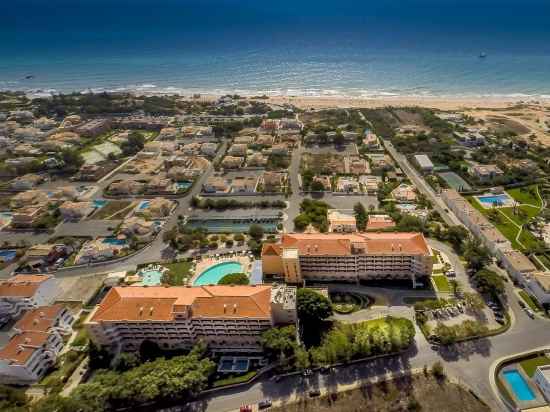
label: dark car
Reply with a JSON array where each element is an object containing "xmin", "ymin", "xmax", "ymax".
[
  {"xmin": 518, "ymin": 300, "xmax": 526, "ymax": 308},
  {"xmin": 309, "ymin": 389, "xmax": 321, "ymax": 397},
  {"xmin": 258, "ymin": 399, "xmax": 272, "ymax": 409}
]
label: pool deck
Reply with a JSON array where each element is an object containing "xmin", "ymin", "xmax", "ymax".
[
  {"xmin": 191, "ymin": 254, "xmax": 252, "ymax": 286},
  {"xmin": 475, "ymin": 193, "xmax": 516, "ymax": 209},
  {"xmin": 499, "ymin": 364, "xmax": 547, "ymax": 410}
]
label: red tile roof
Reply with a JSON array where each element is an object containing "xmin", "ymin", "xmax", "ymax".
[
  {"xmin": 14, "ymin": 304, "xmax": 65, "ymax": 333},
  {"xmin": 89, "ymin": 285, "xmax": 272, "ymax": 323},
  {"xmin": 0, "ymin": 275, "xmax": 53, "ymax": 298},
  {"xmin": 0, "ymin": 331, "xmax": 49, "ymax": 365}
]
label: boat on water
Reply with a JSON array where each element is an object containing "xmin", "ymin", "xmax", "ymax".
[{"xmin": 479, "ymin": 52, "xmax": 487, "ymax": 58}]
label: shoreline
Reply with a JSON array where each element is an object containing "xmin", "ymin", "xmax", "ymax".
[{"xmin": 7, "ymin": 87, "xmax": 550, "ymax": 111}]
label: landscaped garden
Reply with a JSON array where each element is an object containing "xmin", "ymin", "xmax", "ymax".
[
  {"xmin": 432, "ymin": 275, "xmax": 451, "ymax": 293},
  {"xmin": 466, "ymin": 184, "xmax": 544, "ymax": 252},
  {"xmin": 330, "ymin": 292, "xmax": 371, "ymax": 314},
  {"xmin": 520, "ymin": 355, "xmax": 550, "ymax": 377}
]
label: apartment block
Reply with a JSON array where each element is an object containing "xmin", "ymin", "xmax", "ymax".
[
  {"xmin": 0, "ymin": 275, "xmax": 58, "ymax": 326},
  {"xmin": 85, "ymin": 285, "xmax": 296, "ymax": 353},
  {"xmin": 0, "ymin": 305, "xmax": 73, "ymax": 384},
  {"xmin": 262, "ymin": 232, "xmax": 433, "ymax": 287}
]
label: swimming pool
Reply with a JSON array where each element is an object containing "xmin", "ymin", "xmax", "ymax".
[
  {"xmin": 476, "ymin": 194, "xmax": 512, "ymax": 207},
  {"xmin": 0, "ymin": 249, "xmax": 17, "ymax": 262},
  {"xmin": 139, "ymin": 269, "xmax": 163, "ymax": 286},
  {"xmin": 93, "ymin": 199, "xmax": 107, "ymax": 209},
  {"xmin": 0, "ymin": 212, "xmax": 13, "ymax": 228},
  {"xmin": 103, "ymin": 237, "xmax": 127, "ymax": 246},
  {"xmin": 137, "ymin": 200, "xmax": 150, "ymax": 210},
  {"xmin": 503, "ymin": 370, "xmax": 536, "ymax": 401},
  {"xmin": 176, "ymin": 181, "xmax": 192, "ymax": 191},
  {"xmin": 193, "ymin": 261, "xmax": 243, "ymax": 286}
]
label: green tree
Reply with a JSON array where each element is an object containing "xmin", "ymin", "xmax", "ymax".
[
  {"xmin": 121, "ymin": 131, "xmax": 145, "ymax": 156},
  {"xmin": 112, "ymin": 352, "xmax": 139, "ymax": 372},
  {"xmin": 472, "ymin": 269, "xmax": 505, "ymax": 298},
  {"xmin": 445, "ymin": 225, "xmax": 469, "ymax": 252},
  {"xmin": 353, "ymin": 202, "xmax": 368, "ymax": 231},
  {"xmin": 463, "ymin": 238, "xmax": 491, "ymax": 271},
  {"xmin": 294, "ymin": 346, "xmax": 311, "ymax": 371},
  {"xmin": 296, "ymin": 289, "xmax": 333, "ymax": 324},
  {"xmin": 261, "ymin": 325, "xmax": 297, "ymax": 361},
  {"xmin": 218, "ymin": 273, "xmax": 249, "ymax": 285},
  {"xmin": 293, "ymin": 213, "xmax": 311, "ymax": 230},
  {"xmin": 57, "ymin": 148, "xmax": 84, "ymax": 173},
  {"xmin": 310, "ymin": 179, "xmax": 325, "ymax": 192},
  {"xmin": 248, "ymin": 224, "xmax": 264, "ymax": 241}
]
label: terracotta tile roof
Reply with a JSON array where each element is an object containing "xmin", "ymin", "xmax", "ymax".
[
  {"xmin": 90, "ymin": 285, "xmax": 272, "ymax": 322},
  {"xmin": 0, "ymin": 275, "xmax": 53, "ymax": 298},
  {"xmin": 14, "ymin": 304, "xmax": 65, "ymax": 333},
  {"xmin": 0, "ymin": 331, "xmax": 49, "ymax": 365},
  {"xmin": 366, "ymin": 215, "xmax": 396, "ymax": 231},
  {"xmin": 276, "ymin": 232, "xmax": 429, "ymax": 256},
  {"xmin": 261, "ymin": 243, "xmax": 282, "ymax": 256}
]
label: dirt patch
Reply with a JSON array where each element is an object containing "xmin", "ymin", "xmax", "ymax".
[
  {"xmin": 486, "ymin": 115, "xmax": 531, "ymax": 135},
  {"xmin": 391, "ymin": 109, "xmax": 425, "ymax": 127},
  {"xmin": 270, "ymin": 373, "xmax": 489, "ymax": 412},
  {"xmin": 301, "ymin": 153, "xmax": 346, "ymax": 174}
]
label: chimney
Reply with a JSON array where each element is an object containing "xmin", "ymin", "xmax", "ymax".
[
  {"xmin": 39, "ymin": 312, "xmax": 45, "ymax": 318},
  {"xmin": 233, "ymin": 303, "xmax": 237, "ymax": 314},
  {"xmin": 139, "ymin": 307, "xmax": 144, "ymax": 316},
  {"xmin": 398, "ymin": 244, "xmax": 402, "ymax": 252},
  {"xmin": 314, "ymin": 245, "xmax": 318, "ymax": 252},
  {"xmin": 149, "ymin": 306, "xmax": 154, "ymax": 316},
  {"xmin": 223, "ymin": 304, "xmax": 227, "ymax": 314},
  {"xmin": 391, "ymin": 243, "xmax": 394, "ymax": 252},
  {"xmin": 33, "ymin": 319, "xmax": 39, "ymax": 325}
]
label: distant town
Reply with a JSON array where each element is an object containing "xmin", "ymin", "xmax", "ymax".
[{"xmin": 1, "ymin": 91, "xmax": 550, "ymax": 412}]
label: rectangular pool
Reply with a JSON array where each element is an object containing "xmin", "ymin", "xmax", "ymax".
[{"xmin": 503, "ymin": 369, "xmax": 536, "ymax": 401}]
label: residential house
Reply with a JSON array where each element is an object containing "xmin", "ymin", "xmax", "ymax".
[
  {"xmin": 59, "ymin": 201, "xmax": 94, "ymax": 220},
  {"xmin": 120, "ymin": 217, "xmax": 158, "ymax": 242},
  {"xmin": 311, "ymin": 175, "xmax": 332, "ymax": 191},
  {"xmin": 74, "ymin": 239, "xmax": 123, "ymax": 265},
  {"xmin": 228, "ymin": 144, "xmax": 247, "ymax": 157},
  {"xmin": 231, "ymin": 176, "xmax": 258, "ymax": 194},
  {"xmin": 221, "ymin": 156, "xmax": 244, "ymax": 169},
  {"xmin": 109, "ymin": 180, "xmax": 145, "ymax": 196},
  {"xmin": 157, "ymin": 127, "xmax": 179, "ymax": 140},
  {"xmin": 363, "ymin": 130, "xmax": 380, "ymax": 149},
  {"xmin": 75, "ymin": 119, "xmax": 111, "ymax": 138},
  {"xmin": 146, "ymin": 176, "xmax": 175, "ymax": 195},
  {"xmin": 366, "ymin": 215, "xmax": 396, "ymax": 231},
  {"xmin": 414, "ymin": 154, "xmax": 434, "ymax": 173},
  {"xmin": 25, "ymin": 244, "xmax": 69, "ymax": 268},
  {"xmin": 359, "ymin": 175, "xmax": 381, "ymax": 195},
  {"xmin": 200, "ymin": 143, "xmax": 217, "ymax": 157},
  {"xmin": 146, "ymin": 198, "xmax": 175, "ymax": 218},
  {"xmin": 271, "ymin": 143, "xmax": 289, "ymax": 156},
  {"xmin": 262, "ymin": 172, "xmax": 286, "ymax": 193},
  {"xmin": 391, "ymin": 183, "xmax": 417, "ymax": 203},
  {"xmin": 10, "ymin": 190, "xmax": 49, "ymax": 209},
  {"xmin": 336, "ymin": 177, "xmax": 361, "ymax": 194},
  {"xmin": 470, "ymin": 164, "xmax": 504, "ymax": 182},
  {"xmin": 256, "ymin": 134, "xmax": 274, "ymax": 146},
  {"xmin": 327, "ymin": 209, "xmax": 357, "ymax": 233},
  {"xmin": 203, "ymin": 176, "xmax": 229, "ymax": 194},
  {"xmin": 234, "ymin": 136, "xmax": 255, "ymax": 145},
  {"xmin": 10, "ymin": 174, "xmax": 44, "ymax": 191},
  {"xmin": 78, "ymin": 164, "xmax": 106, "ymax": 181},
  {"xmin": 247, "ymin": 152, "xmax": 267, "ymax": 167},
  {"xmin": 10, "ymin": 206, "xmax": 48, "ymax": 229}
]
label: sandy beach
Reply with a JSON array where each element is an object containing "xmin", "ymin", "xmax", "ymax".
[{"xmin": 183, "ymin": 94, "xmax": 550, "ymax": 111}]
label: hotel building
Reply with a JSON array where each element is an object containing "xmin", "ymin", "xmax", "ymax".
[
  {"xmin": 262, "ymin": 232, "xmax": 433, "ymax": 287},
  {"xmin": 85, "ymin": 284, "xmax": 296, "ymax": 353}
]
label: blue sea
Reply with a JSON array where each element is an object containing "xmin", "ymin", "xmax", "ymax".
[{"xmin": 2, "ymin": 0, "xmax": 550, "ymax": 98}]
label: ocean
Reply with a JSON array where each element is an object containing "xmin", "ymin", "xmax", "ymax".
[{"xmin": 2, "ymin": 0, "xmax": 550, "ymax": 98}]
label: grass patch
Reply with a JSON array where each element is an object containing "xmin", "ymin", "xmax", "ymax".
[
  {"xmin": 432, "ymin": 275, "xmax": 451, "ymax": 293},
  {"xmin": 212, "ymin": 371, "xmax": 257, "ymax": 387},
  {"xmin": 91, "ymin": 200, "xmax": 133, "ymax": 220},
  {"xmin": 518, "ymin": 290, "xmax": 543, "ymax": 313},
  {"xmin": 163, "ymin": 261, "xmax": 192, "ymax": 285},
  {"xmin": 535, "ymin": 254, "xmax": 550, "ymax": 270},
  {"xmin": 506, "ymin": 185, "xmax": 541, "ymax": 207},
  {"xmin": 520, "ymin": 355, "xmax": 550, "ymax": 377}
]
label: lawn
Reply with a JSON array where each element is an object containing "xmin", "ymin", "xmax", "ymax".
[
  {"xmin": 164, "ymin": 261, "xmax": 193, "ymax": 285},
  {"xmin": 432, "ymin": 275, "xmax": 451, "ymax": 293},
  {"xmin": 91, "ymin": 200, "xmax": 133, "ymax": 220},
  {"xmin": 535, "ymin": 254, "xmax": 550, "ymax": 270},
  {"xmin": 506, "ymin": 185, "xmax": 541, "ymax": 207},
  {"xmin": 499, "ymin": 205, "xmax": 539, "ymax": 226},
  {"xmin": 520, "ymin": 355, "xmax": 550, "ymax": 377},
  {"xmin": 212, "ymin": 371, "xmax": 257, "ymax": 387},
  {"xmin": 519, "ymin": 290, "xmax": 543, "ymax": 313}
]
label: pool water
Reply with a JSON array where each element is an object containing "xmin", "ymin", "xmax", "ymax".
[
  {"xmin": 176, "ymin": 181, "xmax": 192, "ymax": 191},
  {"xmin": 193, "ymin": 261, "xmax": 243, "ymax": 286},
  {"xmin": 503, "ymin": 370, "xmax": 536, "ymax": 401},
  {"xmin": 0, "ymin": 249, "xmax": 17, "ymax": 262},
  {"xmin": 93, "ymin": 199, "xmax": 107, "ymax": 209},
  {"xmin": 140, "ymin": 269, "xmax": 163, "ymax": 286},
  {"xmin": 103, "ymin": 237, "xmax": 127, "ymax": 246},
  {"xmin": 137, "ymin": 200, "xmax": 150, "ymax": 210},
  {"xmin": 477, "ymin": 194, "xmax": 511, "ymax": 206}
]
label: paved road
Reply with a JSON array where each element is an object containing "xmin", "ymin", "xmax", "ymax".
[{"xmin": 381, "ymin": 138, "xmax": 463, "ymax": 227}]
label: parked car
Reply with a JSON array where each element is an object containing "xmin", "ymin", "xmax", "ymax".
[
  {"xmin": 526, "ymin": 309, "xmax": 535, "ymax": 319},
  {"xmin": 518, "ymin": 300, "xmax": 526, "ymax": 309},
  {"xmin": 303, "ymin": 369, "xmax": 312, "ymax": 376},
  {"xmin": 258, "ymin": 399, "xmax": 272, "ymax": 409},
  {"xmin": 309, "ymin": 389, "xmax": 321, "ymax": 397}
]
